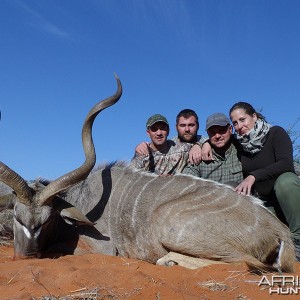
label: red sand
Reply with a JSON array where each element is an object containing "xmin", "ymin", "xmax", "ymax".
[{"xmin": 0, "ymin": 244, "xmax": 299, "ymax": 299}]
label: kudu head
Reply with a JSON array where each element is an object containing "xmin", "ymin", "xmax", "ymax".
[{"xmin": 0, "ymin": 74, "xmax": 122, "ymax": 258}]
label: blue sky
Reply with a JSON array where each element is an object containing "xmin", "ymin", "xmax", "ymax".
[{"xmin": 1, "ymin": 0, "xmax": 300, "ymax": 180}]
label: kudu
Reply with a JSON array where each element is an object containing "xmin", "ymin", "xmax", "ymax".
[{"xmin": 0, "ymin": 75, "xmax": 296, "ymax": 273}]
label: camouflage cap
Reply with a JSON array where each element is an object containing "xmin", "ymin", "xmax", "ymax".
[{"xmin": 146, "ymin": 114, "xmax": 169, "ymax": 128}]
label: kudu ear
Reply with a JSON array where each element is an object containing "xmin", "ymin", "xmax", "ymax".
[{"xmin": 53, "ymin": 197, "xmax": 95, "ymax": 226}]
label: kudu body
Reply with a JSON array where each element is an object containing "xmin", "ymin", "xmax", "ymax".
[{"xmin": 0, "ymin": 75, "xmax": 296, "ymax": 273}]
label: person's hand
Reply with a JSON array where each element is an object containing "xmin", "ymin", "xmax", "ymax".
[
  {"xmin": 188, "ymin": 144, "xmax": 202, "ymax": 165},
  {"xmin": 234, "ymin": 175, "xmax": 255, "ymax": 196},
  {"xmin": 135, "ymin": 142, "xmax": 150, "ymax": 156},
  {"xmin": 201, "ymin": 142, "xmax": 213, "ymax": 161}
]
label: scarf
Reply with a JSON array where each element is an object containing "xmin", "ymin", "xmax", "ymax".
[{"xmin": 234, "ymin": 119, "xmax": 272, "ymax": 154}]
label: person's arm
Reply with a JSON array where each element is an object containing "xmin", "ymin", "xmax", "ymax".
[
  {"xmin": 201, "ymin": 141, "xmax": 213, "ymax": 161},
  {"xmin": 234, "ymin": 175, "xmax": 256, "ymax": 196},
  {"xmin": 130, "ymin": 153, "xmax": 146, "ymax": 169},
  {"xmin": 188, "ymin": 135, "xmax": 212, "ymax": 165},
  {"xmin": 135, "ymin": 142, "xmax": 150, "ymax": 156},
  {"xmin": 249, "ymin": 127, "xmax": 295, "ymax": 181},
  {"xmin": 188, "ymin": 144, "xmax": 202, "ymax": 165},
  {"xmin": 234, "ymin": 126, "xmax": 295, "ymax": 195}
]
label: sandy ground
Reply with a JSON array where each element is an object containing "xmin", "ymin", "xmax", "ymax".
[{"xmin": 0, "ymin": 242, "xmax": 299, "ymax": 300}]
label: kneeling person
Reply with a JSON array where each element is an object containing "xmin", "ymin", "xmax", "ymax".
[
  {"xmin": 183, "ymin": 113, "xmax": 243, "ymax": 185},
  {"xmin": 131, "ymin": 114, "xmax": 191, "ymax": 175}
]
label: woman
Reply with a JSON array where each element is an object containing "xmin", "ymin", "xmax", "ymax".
[{"xmin": 229, "ymin": 101, "xmax": 300, "ymax": 261}]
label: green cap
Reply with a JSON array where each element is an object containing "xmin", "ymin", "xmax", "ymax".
[{"xmin": 146, "ymin": 114, "xmax": 169, "ymax": 128}]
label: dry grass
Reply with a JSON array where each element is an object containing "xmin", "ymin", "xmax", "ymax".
[
  {"xmin": 0, "ymin": 208, "xmax": 14, "ymax": 245},
  {"xmin": 197, "ymin": 269, "xmax": 258, "ymax": 299},
  {"xmin": 38, "ymin": 288, "xmax": 103, "ymax": 300},
  {"xmin": 36, "ymin": 286, "xmax": 143, "ymax": 300},
  {"xmin": 198, "ymin": 279, "xmax": 230, "ymax": 291}
]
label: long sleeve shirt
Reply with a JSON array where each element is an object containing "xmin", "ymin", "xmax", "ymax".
[
  {"xmin": 183, "ymin": 138, "xmax": 243, "ymax": 184},
  {"xmin": 239, "ymin": 126, "xmax": 295, "ymax": 199}
]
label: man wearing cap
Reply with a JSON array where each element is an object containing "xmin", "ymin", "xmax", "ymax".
[
  {"xmin": 131, "ymin": 114, "xmax": 192, "ymax": 175},
  {"xmin": 183, "ymin": 113, "xmax": 243, "ymax": 185},
  {"xmin": 134, "ymin": 109, "xmax": 207, "ymax": 166}
]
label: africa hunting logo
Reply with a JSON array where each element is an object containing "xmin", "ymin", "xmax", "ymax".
[{"xmin": 258, "ymin": 275, "xmax": 300, "ymax": 295}]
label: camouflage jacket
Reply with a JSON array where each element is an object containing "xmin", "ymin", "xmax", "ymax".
[{"xmin": 130, "ymin": 135, "xmax": 207, "ymax": 175}]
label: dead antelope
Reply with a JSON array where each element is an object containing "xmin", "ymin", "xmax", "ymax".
[{"xmin": 0, "ymin": 75, "xmax": 295, "ymax": 273}]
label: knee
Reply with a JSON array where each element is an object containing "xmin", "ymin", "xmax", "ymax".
[{"xmin": 274, "ymin": 172, "xmax": 299, "ymax": 194}]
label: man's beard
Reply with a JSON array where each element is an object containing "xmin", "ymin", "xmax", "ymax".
[{"xmin": 179, "ymin": 133, "xmax": 196, "ymax": 143}]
